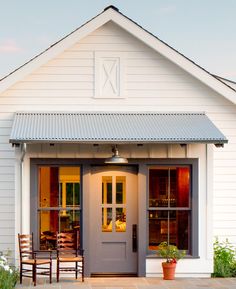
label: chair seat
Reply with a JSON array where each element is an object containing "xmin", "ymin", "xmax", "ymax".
[
  {"xmin": 22, "ymin": 259, "xmax": 51, "ymax": 265},
  {"xmin": 58, "ymin": 256, "xmax": 83, "ymax": 262}
]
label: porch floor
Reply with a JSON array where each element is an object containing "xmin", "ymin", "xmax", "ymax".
[{"xmin": 16, "ymin": 277, "xmax": 236, "ymax": 289}]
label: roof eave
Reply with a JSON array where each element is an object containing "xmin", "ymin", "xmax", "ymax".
[{"xmin": 10, "ymin": 139, "xmax": 228, "ymax": 145}]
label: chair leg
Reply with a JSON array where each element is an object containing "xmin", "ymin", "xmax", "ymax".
[
  {"xmin": 56, "ymin": 260, "xmax": 59, "ymax": 282},
  {"xmin": 75, "ymin": 261, "xmax": 78, "ymax": 279},
  {"xmin": 20, "ymin": 263, "xmax": 22, "ymax": 284},
  {"xmin": 50, "ymin": 260, "xmax": 52, "ymax": 284},
  {"xmin": 82, "ymin": 257, "xmax": 84, "ymax": 282},
  {"xmin": 33, "ymin": 264, "xmax": 36, "ymax": 286}
]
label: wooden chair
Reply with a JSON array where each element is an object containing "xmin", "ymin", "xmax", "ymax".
[
  {"xmin": 56, "ymin": 231, "xmax": 84, "ymax": 282},
  {"xmin": 18, "ymin": 233, "xmax": 52, "ymax": 286}
]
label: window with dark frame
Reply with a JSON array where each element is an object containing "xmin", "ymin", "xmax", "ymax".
[
  {"xmin": 38, "ymin": 166, "xmax": 81, "ymax": 250},
  {"xmin": 148, "ymin": 166, "xmax": 192, "ymax": 254}
]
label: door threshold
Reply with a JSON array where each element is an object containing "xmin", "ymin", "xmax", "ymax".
[{"xmin": 91, "ymin": 273, "xmax": 137, "ymax": 277}]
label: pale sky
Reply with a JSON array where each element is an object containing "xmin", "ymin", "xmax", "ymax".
[{"xmin": 0, "ymin": 0, "xmax": 235, "ymax": 81}]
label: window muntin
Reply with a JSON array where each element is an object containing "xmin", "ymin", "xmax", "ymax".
[
  {"xmin": 38, "ymin": 166, "xmax": 81, "ymax": 250},
  {"xmin": 148, "ymin": 166, "xmax": 191, "ymax": 253}
]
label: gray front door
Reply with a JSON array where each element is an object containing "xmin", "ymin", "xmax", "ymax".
[{"xmin": 89, "ymin": 166, "xmax": 138, "ymax": 275}]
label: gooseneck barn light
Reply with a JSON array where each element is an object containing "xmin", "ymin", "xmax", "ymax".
[{"xmin": 105, "ymin": 145, "xmax": 128, "ymax": 164}]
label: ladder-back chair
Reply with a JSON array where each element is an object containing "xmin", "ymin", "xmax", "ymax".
[
  {"xmin": 18, "ymin": 233, "xmax": 52, "ymax": 286},
  {"xmin": 56, "ymin": 231, "xmax": 84, "ymax": 282}
]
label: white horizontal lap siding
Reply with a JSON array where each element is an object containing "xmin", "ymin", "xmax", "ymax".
[
  {"xmin": 209, "ymin": 112, "xmax": 236, "ymax": 247},
  {"xmin": 0, "ymin": 20, "xmax": 228, "ymax": 111},
  {"xmin": 0, "ymin": 179, "xmax": 15, "ymax": 254},
  {"xmin": 0, "ymin": 113, "xmax": 15, "ymax": 255}
]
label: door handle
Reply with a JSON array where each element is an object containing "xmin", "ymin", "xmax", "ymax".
[{"xmin": 132, "ymin": 224, "xmax": 137, "ymax": 252}]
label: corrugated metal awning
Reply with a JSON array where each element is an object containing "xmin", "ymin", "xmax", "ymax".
[{"xmin": 9, "ymin": 112, "xmax": 227, "ymax": 145}]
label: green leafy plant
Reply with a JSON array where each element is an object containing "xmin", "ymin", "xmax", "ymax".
[
  {"xmin": 157, "ymin": 241, "xmax": 186, "ymax": 263},
  {"xmin": 0, "ymin": 251, "xmax": 19, "ymax": 289},
  {"xmin": 212, "ymin": 238, "xmax": 236, "ymax": 277}
]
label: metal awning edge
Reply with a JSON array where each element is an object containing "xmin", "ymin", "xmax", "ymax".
[{"xmin": 9, "ymin": 138, "xmax": 228, "ymax": 144}]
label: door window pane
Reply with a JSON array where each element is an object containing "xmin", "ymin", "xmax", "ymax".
[
  {"xmin": 116, "ymin": 176, "xmax": 126, "ymax": 204},
  {"xmin": 102, "ymin": 176, "xmax": 112, "ymax": 204},
  {"xmin": 116, "ymin": 208, "xmax": 126, "ymax": 232},
  {"xmin": 102, "ymin": 207, "xmax": 112, "ymax": 232}
]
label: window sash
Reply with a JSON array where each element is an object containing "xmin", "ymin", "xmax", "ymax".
[{"xmin": 148, "ymin": 165, "xmax": 194, "ymax": 255}]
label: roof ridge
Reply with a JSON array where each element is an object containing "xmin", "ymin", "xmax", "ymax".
[{"xmin": 104, "ymin": 5, "xmax": 119, "ymax": 12}]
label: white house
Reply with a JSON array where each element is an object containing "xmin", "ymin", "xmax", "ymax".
[{"xmin": 0, "ymin": 6, "xmax": 236, "ymax": 277}]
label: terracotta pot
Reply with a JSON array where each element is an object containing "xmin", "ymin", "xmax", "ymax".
[{"xmin": 162, "ymin": 262, "xmax": 176, "ymax": 280}]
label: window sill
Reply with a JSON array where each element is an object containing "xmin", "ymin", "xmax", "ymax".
[{"xmin": 146, "ymin": 254, "xmax": 200, "ymax": 259}]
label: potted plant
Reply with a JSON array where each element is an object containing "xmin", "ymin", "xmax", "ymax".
[{"xmin": 157, "ymin": 241, "xmax": 186, "ymax": 280}]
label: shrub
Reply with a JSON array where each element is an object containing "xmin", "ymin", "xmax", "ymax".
[
  {"xmin": 212, "ymin": 238, "xmax": 236, "ymax": 277},
  {"xmin": 0, "ymin": 252, "xmax": 19, "ymax": 289}
]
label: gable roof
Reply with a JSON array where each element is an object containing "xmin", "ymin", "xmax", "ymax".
[{"xmin": 0, "ymin": 5, "xmax": 236, "ymax": 103}]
